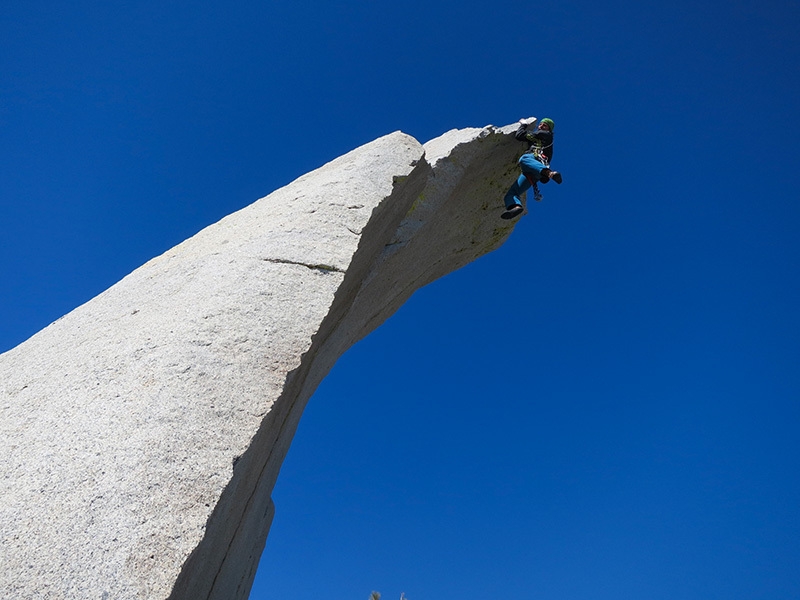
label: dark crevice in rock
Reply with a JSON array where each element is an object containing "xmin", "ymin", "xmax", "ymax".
[{"xmin": 261, "ymin": 258, "xmax": 345, "ymax": 273}]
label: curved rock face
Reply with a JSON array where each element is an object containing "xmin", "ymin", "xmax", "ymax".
[{"xmin": 0, "ymin": 123, "xmax": 522, "ymax": 599}]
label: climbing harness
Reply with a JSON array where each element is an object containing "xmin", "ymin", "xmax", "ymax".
[{"xmin": 531, "ymin": 143, "xmax": 552, "ymax": 165}]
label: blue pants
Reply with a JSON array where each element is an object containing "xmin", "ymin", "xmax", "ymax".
[{"xmin": 504, "ymin": 153, "xmax": 548, "ymax": 208}]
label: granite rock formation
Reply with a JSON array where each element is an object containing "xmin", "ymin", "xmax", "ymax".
[{"xmin": 0, "ymin": 123, "xmax": 523, "ymax": 599}]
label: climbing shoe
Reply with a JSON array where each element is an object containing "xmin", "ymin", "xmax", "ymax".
[
  {"xmin": 501, "ymin": 204, "xmax": 524, "ymax": 220},
  {"xmin": 550, "ymin": 171, "xmax": 563, "ymax": 184}
]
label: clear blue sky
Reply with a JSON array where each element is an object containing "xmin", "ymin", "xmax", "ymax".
[{"xmin": 2, "ymin": 1, "xmax": 799, "ymax": 598}]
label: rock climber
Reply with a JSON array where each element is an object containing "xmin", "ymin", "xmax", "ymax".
[{"xmin": 501, "ymin": 117, "xmax": 562, "ymax": 220}]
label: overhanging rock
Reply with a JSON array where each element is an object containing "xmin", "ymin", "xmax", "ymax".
[{"xmin": 0, "ymin": 123, "xmax": 523, "ymax": 599}]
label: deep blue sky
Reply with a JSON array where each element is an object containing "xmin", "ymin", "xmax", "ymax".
[{"xmin": 2, "ymin": 1, "xmax": 799, "ymax": 599}]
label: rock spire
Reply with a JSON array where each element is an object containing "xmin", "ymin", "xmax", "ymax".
[{"xmin": 0, "ymin": 123, "xmax": 522, "ymax": 599}]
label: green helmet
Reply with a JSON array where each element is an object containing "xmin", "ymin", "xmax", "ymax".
[{"xmin": 540, "ymin": 118, "xmax": 555, "ymax": 131}]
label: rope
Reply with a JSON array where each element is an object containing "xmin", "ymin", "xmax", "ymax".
[
  {"xmin": 518, "ymin": 131, "xmax": 551, "ymax": 202},
  {"xmin": 532, "ymin": 181, "xmax": 543, "ymax": 202},
  {"xmin": 524, "ymin": 173, "xmax": 544, "ymax": 202}
]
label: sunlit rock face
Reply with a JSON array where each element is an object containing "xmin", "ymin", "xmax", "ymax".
[{"xmin": 0, "ymin": 123, "xmax": 521, "ymax": 600}]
